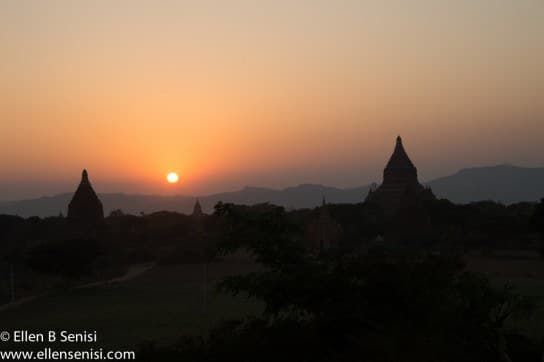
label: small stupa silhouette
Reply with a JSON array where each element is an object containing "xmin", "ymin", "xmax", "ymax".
[
  {"xmin": 67, "ymin": 169, "xmax": 104, "ymax": 221},
  {"xmin": 192, "ymin": 198, "xmax": 204, "ymax": 217}
]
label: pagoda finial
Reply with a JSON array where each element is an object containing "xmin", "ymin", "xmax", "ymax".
[
  {"xmin": 396, "ymin": 135, "xmax": 402, "ymax": 144},
  {"xmin": 82, "ymin": 169, "xmax": 89, "ymax": 183}
]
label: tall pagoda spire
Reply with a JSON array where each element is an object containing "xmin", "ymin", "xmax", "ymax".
[
  {"xmin": 382, "ymin": 135, "xmax": 418, "ymax": 186},
  {"xmin": 385, "ymin": 136, "xmax": 416, "ymax": 170},
  {"xmin": 67, "ymin": 169, "xmax": 104, "ymax": 222}
]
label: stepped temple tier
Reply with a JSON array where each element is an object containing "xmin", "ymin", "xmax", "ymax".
[
  {"xmin": 67, "ymin": 169, "xmax": 104, "ymax": 221},
  {"xmin": 365, "ymin": 136, "xmax": 434, "ymax": 215}
]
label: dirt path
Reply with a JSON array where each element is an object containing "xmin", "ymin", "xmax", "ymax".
[
  {"xmin": 0, "ymin": 262, "xmax": 156, "ymax": 312},
  {"xmin": 78, "ymin": 262, "xmax": 156, "ymax": 289}
]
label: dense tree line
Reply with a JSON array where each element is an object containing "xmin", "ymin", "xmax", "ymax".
[
  {"xmin": 138, "ymin": 202, "xmax": 542, "ymax": 362},
  {"xmin": 0, "ymin": 198, "xmax": 543, "ymax": 283},
  {"xmin": 1, "ymin": 199, "xmax": 544, "ymax": 358}
]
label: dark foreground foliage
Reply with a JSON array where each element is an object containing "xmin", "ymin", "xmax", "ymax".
[
  {"xmin": 138, "ymin": 203, "xmax": 540, "ymax": 362},
  {"xmin": 25, "ymin": 238, "xmax": 102, "ymax": 278}
]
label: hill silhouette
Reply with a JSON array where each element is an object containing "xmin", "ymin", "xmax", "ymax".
[
  {"xmin": 429, "ymin": 164, "xmax": 544, "ymax": 204},
  {"xmin": 1, "ymin": 165, "xmax": 543, "ymax": 217}
]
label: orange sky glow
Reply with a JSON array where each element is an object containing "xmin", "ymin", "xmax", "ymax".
[{"xmin": 1, "ymin": 0, "xmax": 543, "ymax": 200}]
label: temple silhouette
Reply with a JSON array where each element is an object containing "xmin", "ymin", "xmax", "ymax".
[
  {"xmin": 192, "ymin": 199, "xmax": 204, "ymax": 217},
  {"xmin": 63, "ymin": 137, "xmax": 432, "ymax": 222},
  {"xmin": 307, "ymin": 197, "xmax": 342, "ymax": 254},
  {"xmin": 191, "ymin": 199, "xmax": 206, "ymax": 220},
  {"xmin": 67, "ymin": 169, "xmax": 104, "ymax": 222},
  {"xmin": 366, "ymin": 136, "xmax": 434, "ymax": 216}
]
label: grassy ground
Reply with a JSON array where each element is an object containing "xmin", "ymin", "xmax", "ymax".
[
  {"xmin": 2, "ymin": 254, "xmax": 544, "ymax": 350},
  {"xmin": 0, "ymin": 257, "xmax": 263, "ymax": 349},
  {"xmin": 466, "ymin": 255, "xmax": 544, "ymax": 344},
  {"xmin": 501, "ymin": 277, "xmax": 544, "ymax": 343}
]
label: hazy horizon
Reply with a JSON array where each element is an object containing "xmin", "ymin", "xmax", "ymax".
[
  {"xmin": 2, "ymin": 1, "xmax": 543, "ymax": 200},
  {"xmin": 1, "ymin": 162, "xmax": 543, "ymax": 203}
]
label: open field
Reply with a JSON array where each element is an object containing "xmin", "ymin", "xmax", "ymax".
[
  {"xmin": 2, "ymin": 254, "xmax": 544, "ymax": 350},
  {"xmin": 465, "ymin": 255, "xmax": 544, "ymax": 281},
  {"xmin": 466, "ymin": 255, "xmax": 544, "ymax": 343},
  {"xmin": 0, "ymin": 257, "xmax": 263, "ymax": 349}
]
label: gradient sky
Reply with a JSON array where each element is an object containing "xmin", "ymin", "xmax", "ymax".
[{"xmin": 1, "ymin": 0, "xmax": 543, "ymax": 200}]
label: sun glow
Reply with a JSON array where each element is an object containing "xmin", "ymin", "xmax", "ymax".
[{"xmin": 166, "ymin": 172, "xmax": 179, "ymax": 184}]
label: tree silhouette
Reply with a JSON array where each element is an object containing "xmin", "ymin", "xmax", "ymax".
[{"xmin": 138, "ymin": 203, "xmax": 537, "ymax": 362}]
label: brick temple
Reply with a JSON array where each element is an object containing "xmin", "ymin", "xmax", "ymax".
[{"xmin": 365, "ymin": 136, "xmax": 434, "ymax": 215}]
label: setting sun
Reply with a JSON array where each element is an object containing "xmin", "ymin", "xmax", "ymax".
[{"xmin": 166, "ymin": 172, "xmax": 179, "ymax": 184}]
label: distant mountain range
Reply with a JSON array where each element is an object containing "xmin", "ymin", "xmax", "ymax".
[
  {"xmin": 428, "ymin": 164, "xmax": 544, "ymax": 204},
  {"xmin": 1, "ymin": 165, "xmax": 543, "ymax": 218}
]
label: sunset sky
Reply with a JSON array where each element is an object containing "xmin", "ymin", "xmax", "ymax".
[{"xmin": 1, "ymin": 0, "xmax": 543, "ymax": 200}]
